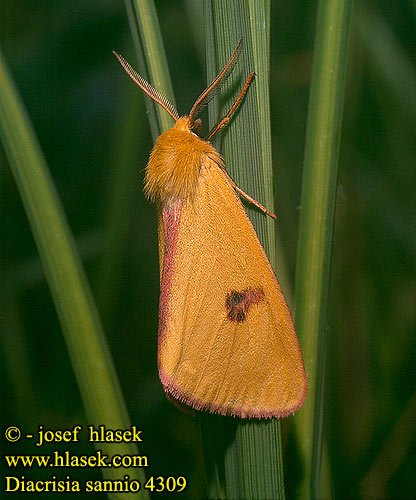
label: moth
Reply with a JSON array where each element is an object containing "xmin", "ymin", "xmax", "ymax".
[{"xmin": 114, "ymin": 41, "xmax": 307, "ymax": 418}]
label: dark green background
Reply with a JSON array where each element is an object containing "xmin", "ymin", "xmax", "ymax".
[{"xmin": 1, "ymin": 1, "xmax": 415, "ymax": 498}]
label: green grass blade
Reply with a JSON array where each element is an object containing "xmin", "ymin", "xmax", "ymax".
[
  {"xmin": 0, "ymin": 49, "xmax": 148, "ymax": 500},
  {"xmin": 125, "ymin": 0, "xmax": 176, "ymax": 137},
  {"xmin": 293, "ymin": 0, "xmax": 353, "ymax": 498},
  {"xmin": 202, "ymin": 1, "xmax": 285, "ymax": 499}
]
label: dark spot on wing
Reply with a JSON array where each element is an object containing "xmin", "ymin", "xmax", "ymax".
[{"xmin": 225, "ymin": 287, "xmax": 265, "ymax": 323}]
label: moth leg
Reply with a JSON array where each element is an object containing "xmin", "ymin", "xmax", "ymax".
[{"xmin": 220, "ymin": 168, "xmax": 277, "ymax": 220}]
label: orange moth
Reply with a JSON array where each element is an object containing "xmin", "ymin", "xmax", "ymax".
[{"xmin": 114, "ymin": 41, "xmax": 307, "ymax": 418}]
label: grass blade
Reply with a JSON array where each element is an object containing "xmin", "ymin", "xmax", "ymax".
[
  {"xmin": 293, "ymin": 0, "xmax": 353, "ymax": 498},
  {"xmin": 203, "ymin": 1, "xmax": 285, "ymax": 498},
  {"xmin": 125, "ymin": 0, "xmax": 176, "ymax": 137},
  {"xmin": 0, "ymin": 49, "xmax": 148, "ymax": 499}
]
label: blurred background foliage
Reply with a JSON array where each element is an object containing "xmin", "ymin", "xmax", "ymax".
[{"xmin": 1, "ymin": 1, "xmax": 415, "ymax": 499}]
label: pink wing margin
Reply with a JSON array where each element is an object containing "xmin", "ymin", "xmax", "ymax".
[{"xmin": 157, "ymin": 202, "xmax": 182, "ymax": 348}]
